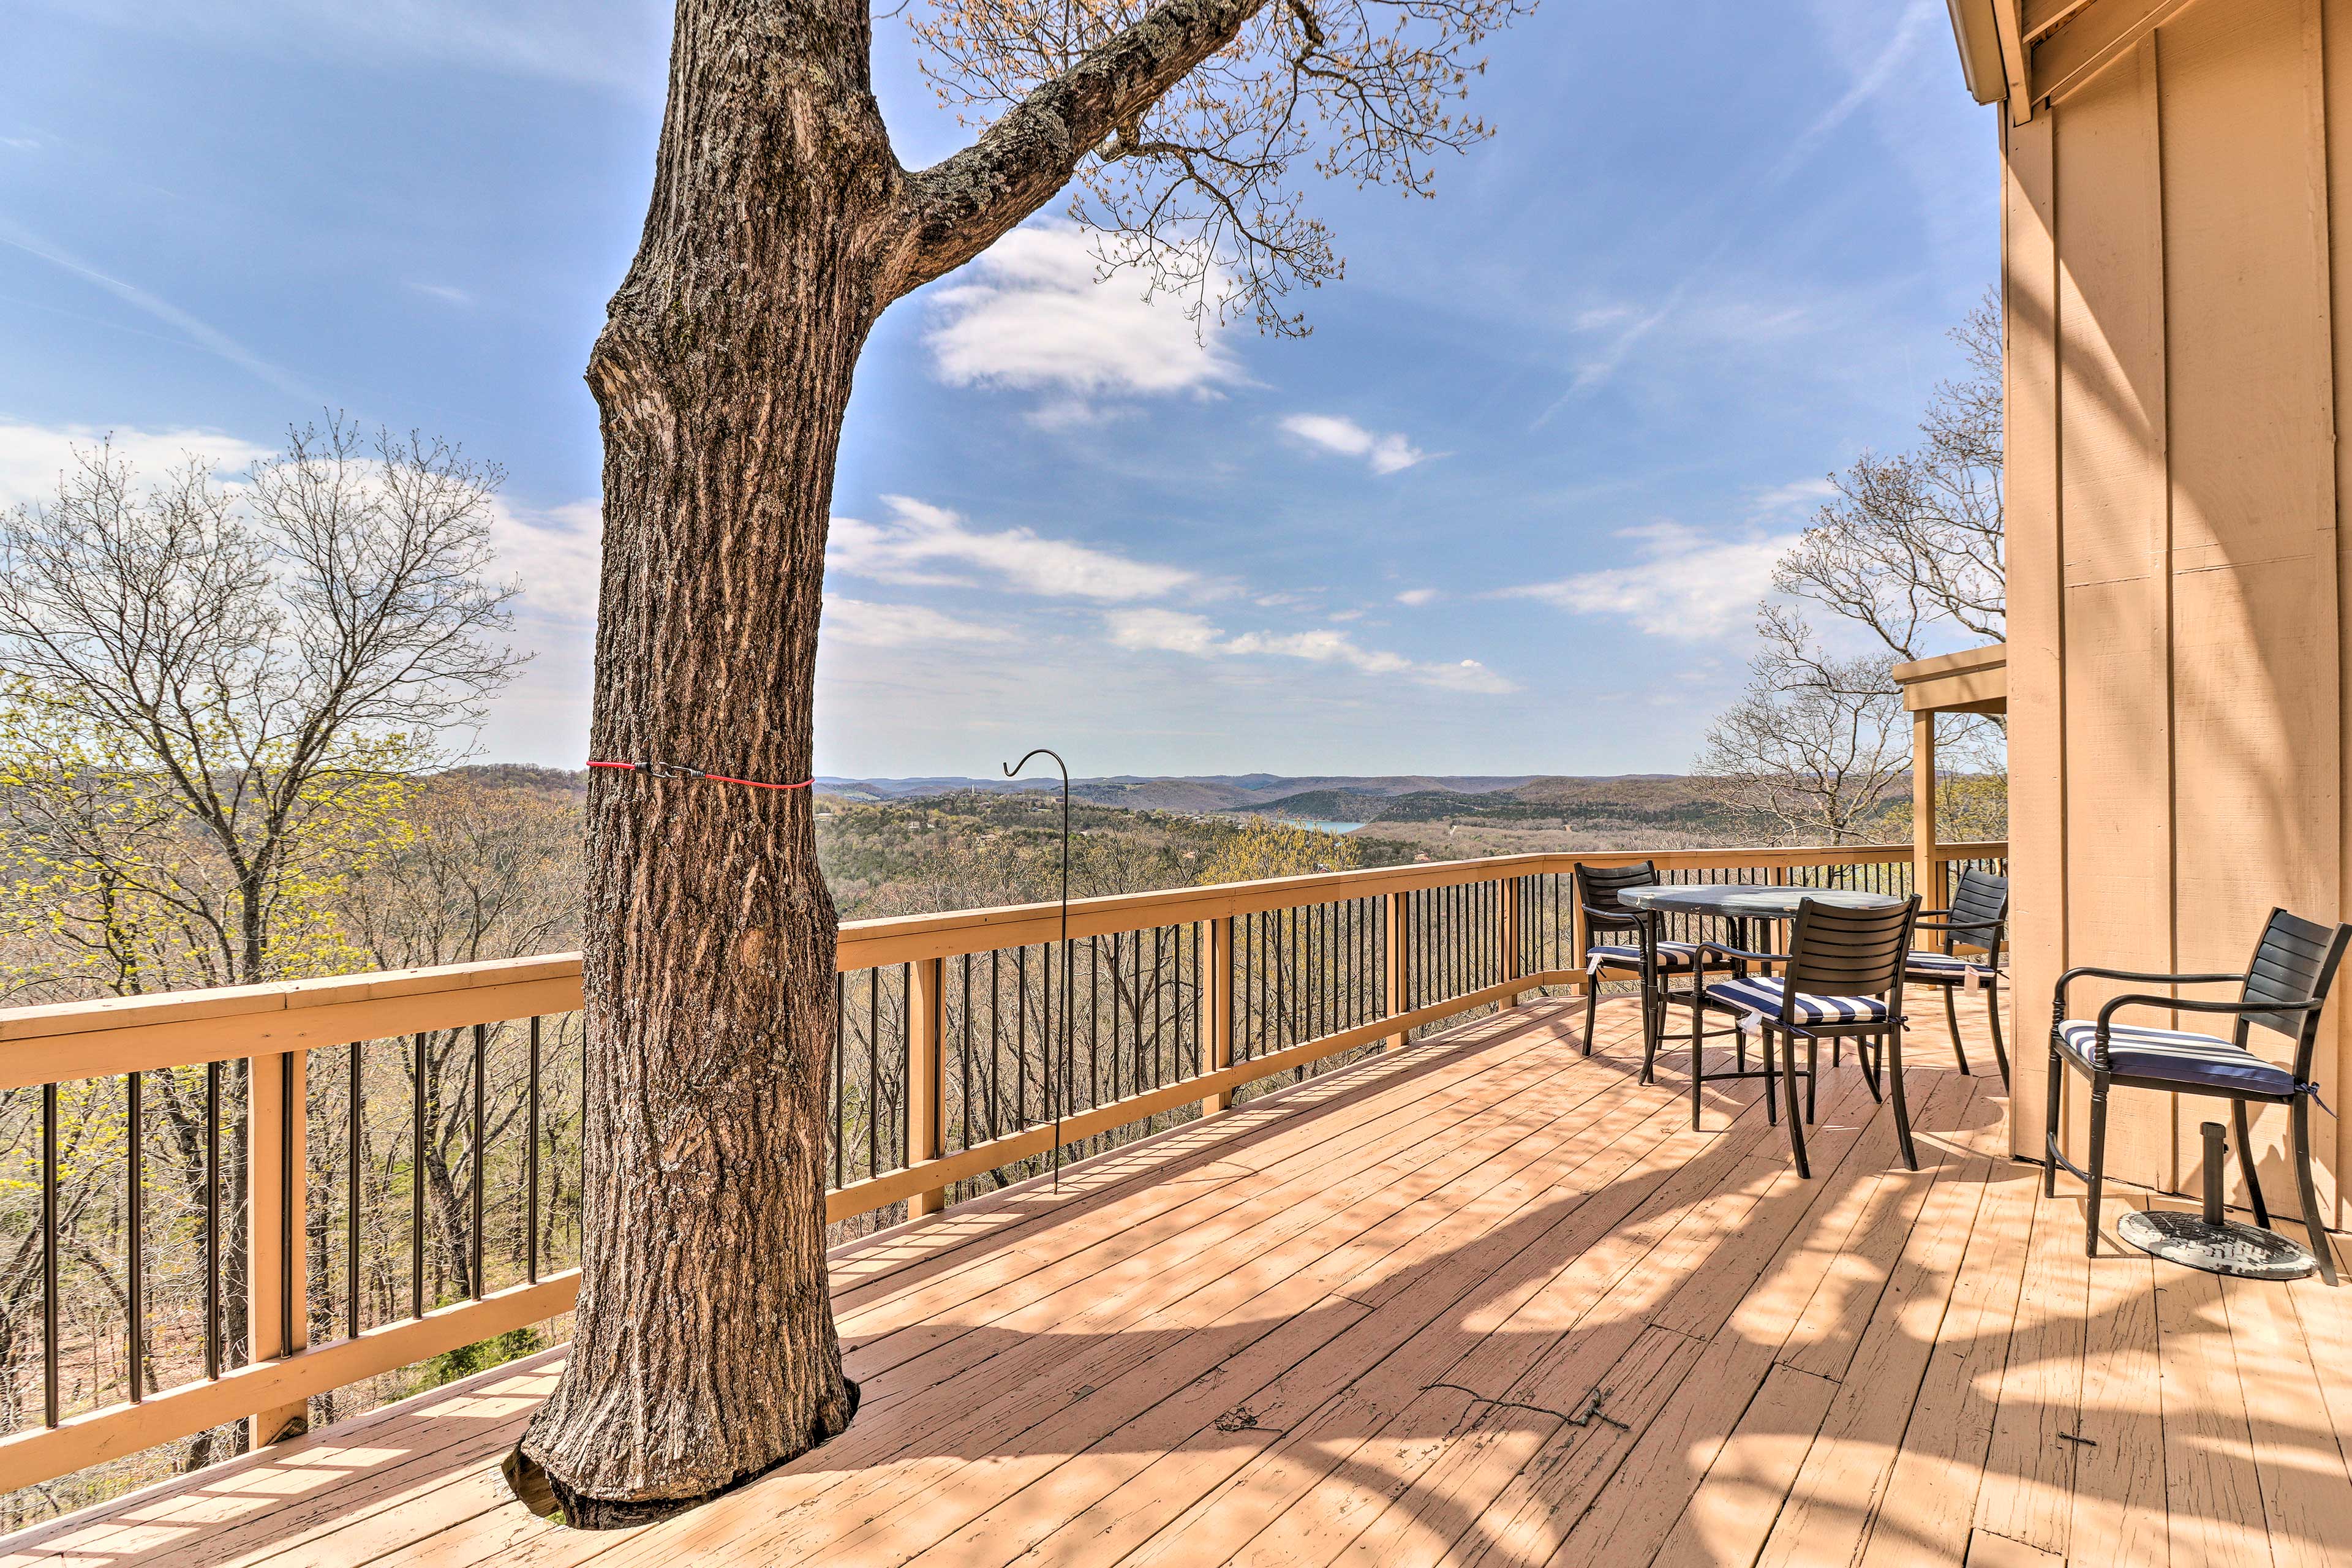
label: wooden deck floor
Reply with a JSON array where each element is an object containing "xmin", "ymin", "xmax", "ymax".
[{"xmin": 10, "ymin": 997, "xmax": 2352, "ymax": 1567}]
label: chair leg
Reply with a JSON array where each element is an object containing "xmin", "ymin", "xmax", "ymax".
[
  {"xmin": 1856, "ymin": 1033, "xmax": 1882, "ymax": 1102},
  {"xmin": 1761, "ymin": 1027, "xmax": 1777, "ymax": 1126},
  {"xmin": 1887, "ymin": 1025, "xmax": 1918, "ymax": 1172},
  {"xmin": 1805, "ymin": 1036, "xmax": 1817, "ymax": 1122},
  {"xmin": 2086, "ymin": 1079, "xmax": 2109, "ymax": 1257},
  {"xmin": 1689, "ymin": 994, "xmax": 1704, "ymax": 1132},
  {"xmin": 1985, "ymin": 980, "xmax": 2010, "ymax": 1087},
  {"xmin": 2231, "ymin": 1098, "xmax": 2269, "ymax": 1230},
  {"xmin": 2043, "ymin": 1041, "xmax": 2065, "ymax": 1199},
  {"xmin": 1942, "ymin": 986, "xmax": 1971, "ymax": 1076},
  {"xmin": 1779, "ymin": 1027, "xmax": 1811, "ymax": 1179},
  {"xmin": 2293, "ymin": 1095, "xmax": 2338, "ymax": 1286},
  {"xmin": 1580, "ymin": 980, "xmax": 1598, "ymax": 1058},
  {"xmin": 1640, "ymin": 989, "xmax": 1661, "ymax": 1085}
]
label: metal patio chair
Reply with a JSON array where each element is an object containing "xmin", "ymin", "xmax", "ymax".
[
  {"xmin": 1904, "ymin": 868, "xmax": 2011, "ymax": 1086},
  {"xmin": 2047, "ymin": 908, "xmax": 2352, "ymax": 1281},
  {"xmin": 1574, "ymin": 862, "xmax": 1733, "ymax": 1081},
  {"xmin": 1691, "ymin": 895, "xmax": 1923, "ymax": 1178}
]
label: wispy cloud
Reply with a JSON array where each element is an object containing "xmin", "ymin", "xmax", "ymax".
[
  {"xmin": 923, "ymin": 224, "xmax": 1239, "ymax": 419},
  {"xmin": 1751, "ymin": 476, "xmax": 1836, "ymax": 514},
  {"xmin": 0, "ymin": 223, "xmax": 323, "ymax": 401},
  {"xmin": 1394, "ymin": 587, "xmax": 1441, "ymax": 608},
  {"xmin": 408, "ymin": 281, "xmax": 473, "ymax": 306},
  {"xmin": 1278, "ymin": 413, "xmax": 1431, "ymax": 475},
  {"xmin": 824, "ymin": 598, "xmax": 1013, "ymax": 649},
  {"xmin": 1106, "ymin": 608, "xmax": 1514, "ymax": 694},
  {"xmin": 829, "ymin": 495, "xmax": 1195, "ymax": 603},
  {"xmin": 0, "ymin": 420, "xmax": 274, "ymax": 509},
  {"xmin": 487, "ymin": 497, "xmax": 603, "ymax": 623},
  {"xmin": 1502, "ymin": 521, "xmax": 1793, "ymax": 640},
  {"xmin": 39, "ymin": 1, "xmax": 668, "ymax": 94}
]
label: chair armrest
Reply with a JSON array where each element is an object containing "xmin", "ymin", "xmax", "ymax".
[
  {"xmin": 1915, "ymin": 917, "xmax": 2004, "ymax": 933},
  {"xmin": 2073, "ymin": 990, "xmax": 2324, "ymax": 1068},
  {"xmin": 1580, "ymin": 903, "xmax": 1652, "ymax": 932},
  {"xmin": 2051, "ymin": 965, "xmax": 2241, "ymax": 1019},
  {"xmin": 1698, "ymin": 940, "xmax": 1790, "ymax": 967}
]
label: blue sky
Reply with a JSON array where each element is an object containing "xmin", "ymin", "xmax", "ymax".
[{"xmin": 0, "ymin": 1, "xmax": 1996, "ymax": 779}]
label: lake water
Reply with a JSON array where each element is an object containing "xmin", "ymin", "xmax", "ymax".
[{"xmin": 1292, "ymin": 820, "xmax": 1365, "ymax": 834}]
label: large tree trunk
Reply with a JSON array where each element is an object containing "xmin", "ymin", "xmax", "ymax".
[{"xmin": 518, "ymin": 1, "xmax": 895, "ymax": 1518}]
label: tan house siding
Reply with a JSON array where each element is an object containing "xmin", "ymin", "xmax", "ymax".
[{"xmin": 2006, "ymin": 0, "xmax": 2347, "ymax": 1222}]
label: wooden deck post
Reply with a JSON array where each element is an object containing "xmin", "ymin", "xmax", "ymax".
[
  {"xmin": 1499, "ymin": 876, "xmax": 1521, "ymax": 1008},
  {"xmin": 1567, "ymin": 865, "xmax": 1589, "ymax": 999},
  {"xmin": 248, "ymin": 1049, "xmax": 307, "ymax": 1447},
  {"xmin": 1384, "ymin": 891, "xmax": 1410, "ymax": 1049},
  {"xmin": 1912, "ymin": 707, "xmax": 1942, "ymax": 937},
  {"xmin": 1200, "ymin": 917, "xmax": 1234, "ymax": 1116},
  {"xmin": 908, "ymin": 956, "xmax": 947, "ymax": 1217}
]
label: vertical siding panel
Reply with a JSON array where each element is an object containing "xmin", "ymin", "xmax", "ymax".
[
  {"xmin": 2006, "ymin": 106, "xmax": 2066, "ymax": 1164},
  {"xmin": 2324, "ymin": 0, "xmax": 2352, "ymax": 1225},
  {"xmin": 2053, "ymin": 39, "xmax": 2175, "ymax": 1193},
  {"xmin": 2160, "ymin": 0, "xmax": 2342, "ymax": 1218}
]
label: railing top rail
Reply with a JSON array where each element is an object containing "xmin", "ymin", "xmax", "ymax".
[{"xmin": 0, "ymin": 841, "xmax": 2006, "ymax": 1068}]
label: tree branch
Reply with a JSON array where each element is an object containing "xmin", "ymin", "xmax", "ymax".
[{"xmin": 892, "ymin": 0, "xmax": 1272, "ymax": 297}]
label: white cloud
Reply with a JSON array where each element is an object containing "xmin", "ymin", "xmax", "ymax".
[
  {"xmin": 824, "ymin": 598, "xmax": 1013, "ymax": 649},
  {"xmin": 1395, "ymin": 587, "xmax": 1441, "ymax": 608},
  {"xmin": 1751, "ymin": 477, "xmax": 1837, "ymax": 514},
  {"xmin": 1106, "ymin": 608, "xmax": 1513, "ymax": 695},
  {"xmin": 922, "ymin": 224, "xmax": 1238, "ymax": 406},
  {"xmin": 829, "ymin": 494, "xmax": 1194, "ymax": 603},
  {"xmin": 0, "ymin": 420, "xmax": 274, "ymax": 509},
  {"xmin": 488, "ymin": 497, "xmax": 603, "ymax": 623},
  {"xmin": 409, "ymin": 282, "xmax": 473, "ymax": 306},
  {"xmin": 1504, "ymin": 521, "xmax": 1795, "ymax": 639},
  {"xmin": 1279, "ymin": 413, "xmax": 1430, "ymax": 475}
]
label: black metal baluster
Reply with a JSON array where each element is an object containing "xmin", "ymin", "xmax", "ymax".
[
  {"xmin": 412, "ymin": 1033, "xmax": 426, "ymax": 1318},
  {"xmin": 1015, "ymin": 946, "xmax": 1030, "ymax": 1129},
  {"xmin": 989, "ymin": 948, "xmax": 1002, "ymax": 1141},
  {"xmin": 42, "ymin": 1080, "xmax": 58, "ymax": 1426},
  {"xmin": 900, "ymin": 963, "xmax": 913, "ymax": 1169},
  {"xmin": 960, "ymin": 954, "xmax": 973, "ymax": 1155},
  {"xmin": 128, "ymin": 1070, "xmax": 143, "ymax": 1402},
  {"xmin": 205, "ymin": 1060, "xmax": 221, "ymax": 1381},
  {"xmin": 1088, "ymin": 940, "xmax": 1100, "ymax": 1112},
  {"xmin": 527, "ymin": 1018, "xmax": 541, "ymax": 1286},
  {"xmin": 470, "ymin": 1023, "xmax": 486, "ymax": 1300},
  {"xmin": 867, "ymin": 969, "xmax": 881, "ymax": 1175},
  {"xmin": 349, "ymin": 1042, "xmax": 363, "ymax": 1337},
  {"xmin": 833, "ymin": 974, "xmax": 845, "ymax": 1188}
]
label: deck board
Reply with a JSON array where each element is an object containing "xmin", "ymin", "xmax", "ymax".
[{"xmin": 8, "ymin": 997, "xmax": 2352, "ymax": 1567}]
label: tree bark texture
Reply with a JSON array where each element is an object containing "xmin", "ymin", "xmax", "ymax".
[{"xmin": 523, "ymin": 0, "xmax": 1271, "ymax": 1512}]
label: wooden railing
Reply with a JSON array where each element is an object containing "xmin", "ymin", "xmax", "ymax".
[{"xmin": 0, "ymin": 840, "xmax": 2003, "ymax": 1497}]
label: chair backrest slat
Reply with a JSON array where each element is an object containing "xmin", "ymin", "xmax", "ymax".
[
  {"xmin": 2242, "ymin": 908, "xmax": 2352, "ymax": 1046},
  {"xmin": 1783, "ymin": 897, "xmax": 1918, "ymax": 1009},
  {"xmin": 1575, "ymin": 862, "xmax": 1658, "ymax": 930},
  {"xmin": 1944, "ymin": 869, "xmax": 2009, "ymax": 954}
]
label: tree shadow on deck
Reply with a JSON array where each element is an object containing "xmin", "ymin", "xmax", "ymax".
[{"xmin": 12, "ymin": 1000, "xmax": 2346, "ymax": 1567}]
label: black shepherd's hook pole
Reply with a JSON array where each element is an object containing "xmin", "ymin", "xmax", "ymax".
[{"xmin": 1004, "ymin": 748, "xmax": 1071, "ymax": 1189}]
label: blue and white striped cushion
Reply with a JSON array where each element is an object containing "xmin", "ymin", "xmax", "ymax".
[
  {"xmin": 1906, "ymin": 951, "xmax": 2000, "ymax": 982},
  {"xmin": 1703, "ymin": 975, "xmax": 1888, "ymax": 1025},
  {"xmin": 1585, "ymin": 940, "xmax": 1702, "ymax": 976},
  {"xmin": 2056, "ymin": 1020, "xmax": 2294, "ymax": 1096}
]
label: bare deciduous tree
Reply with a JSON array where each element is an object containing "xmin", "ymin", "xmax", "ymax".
[
  {"xmin": 0, "ymin": 423, "xmax": 522, "ymax": 989},
  {"xmin": 1698, "ymin": 296, "xmax": 2006, "ymax": 845},
  {"xmin": 1773, "ymin": 293, "xmax": 2003, "ymax": 658},
  {"xmin": 1695, "ymin": 608, "xmax": 1912, "ymax": 845},
  {"xmin": 532, "ymin": 0, "xmax": 1538, "ymax": 1517}
]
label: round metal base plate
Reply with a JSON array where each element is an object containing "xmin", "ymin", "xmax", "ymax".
[{"xmin": 2116, "ymin": 1207, "xmax": 2316, "ymax": 1281}]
